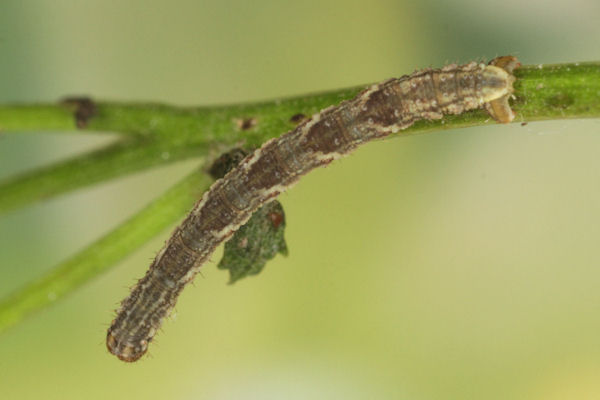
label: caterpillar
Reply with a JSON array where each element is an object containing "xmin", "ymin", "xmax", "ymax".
[{"xmin": 107, "ymin": 56, "xmax": 520, "ymax": 362}]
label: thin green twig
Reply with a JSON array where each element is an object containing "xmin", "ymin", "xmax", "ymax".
[
  {"xmin": 513, "ymin": 62, "xmax": 600, "ymax": 120},
  {"xmin": 0, "ymin": 138, "xmax": 215, "ymax": 214},
  {"xmin": 0, "ymin": 167, "xmax": 212, "ymax": 332},
  {"xmin": 0, "ymin": 104, "xmax": 78, "ymax": 132}
]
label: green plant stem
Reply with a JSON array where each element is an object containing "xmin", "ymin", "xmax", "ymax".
[
  {"xmin": 0, "ymin": 60, "xmax": 598, "ymax": 334},
  {"xmin": 2, "ymin": 62, "xmax": 597, "ymax": 137},
  {"xmin": 0, "ymin": 167, "xmax": 212, "ymax": 332},
  {"xmin": 0, "ymin": 104, "xmax": 78, "ymax": 132},
  {"xmin": 513, "ymin": 62, "xmax": 600, "ymax": 120},
  {"xmin": 0, "ymin": 138, "xmax": 215, "ymax": 214}
]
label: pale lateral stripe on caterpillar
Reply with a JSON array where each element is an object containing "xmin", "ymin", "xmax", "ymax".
[{"xmin": 106, "ymin": 56, "xmax": 520, "ymax": 362}]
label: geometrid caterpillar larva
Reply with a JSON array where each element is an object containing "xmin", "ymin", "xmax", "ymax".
[{"xmin": 107, "ymin": 56, "xmax": 520, "ymax": 362}]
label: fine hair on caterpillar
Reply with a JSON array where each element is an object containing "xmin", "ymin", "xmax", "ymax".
[{"xmin": 106, "ymin": 56, "xmax": 520, "ymax": 362}]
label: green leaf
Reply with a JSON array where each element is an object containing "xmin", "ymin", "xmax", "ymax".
[{"xmin": 218, "ymin": 200, "xmax": 288, "ymax": 284}]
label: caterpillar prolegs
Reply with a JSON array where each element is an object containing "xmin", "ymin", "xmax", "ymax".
[{"xmin": 107, "ymin": 56, "xmax": 520, "ymax": 362}]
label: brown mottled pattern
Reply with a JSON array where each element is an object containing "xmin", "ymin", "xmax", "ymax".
[{"xmin": 107, "ymin": 56, "xmax": 518, "ymax": 362}]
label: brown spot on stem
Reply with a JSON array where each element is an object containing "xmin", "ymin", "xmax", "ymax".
[
  {"xmin": 235, "ymin": 117, "xmax": 257, "ymax": 131},
  {"xmin": 62, "ymin": 97, "xmax": 97, "ymax": 128},
  {"xmin": 289, "ymin": 113, "xmax": 307, "ymax": 124}
]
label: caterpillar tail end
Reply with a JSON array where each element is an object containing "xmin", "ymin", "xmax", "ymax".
[{"xmin": 486, "ymin": 56, "xmax": 520, "ymax": 123}]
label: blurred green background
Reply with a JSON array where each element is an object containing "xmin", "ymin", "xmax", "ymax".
[{"xmin": 1, "ymin": 1, "xmax": 600, "ymax": 399}]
